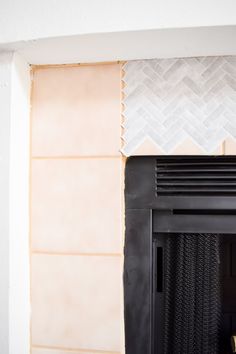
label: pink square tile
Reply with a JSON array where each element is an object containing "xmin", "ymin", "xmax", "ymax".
[
  {"xmin": 32, "ymin": 64, "xmax": 121, "ymax": 157},
  {"xmin": 31, "ymin": 158, "xmax": 122, "ymax": 253},
  {"xmin": 31, "ymin": 254, "xmax": 121, "ymax": 352}
]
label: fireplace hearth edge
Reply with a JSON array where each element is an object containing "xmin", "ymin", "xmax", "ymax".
[{"xmin": 124, "ymin": 156, "xmax": 236, "ymax": 354}]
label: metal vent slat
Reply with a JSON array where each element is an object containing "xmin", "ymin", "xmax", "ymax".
[
  {"xmin": 157, "ymin": 162, "xmax": 236, "ymax": 167},
  {"xmin": 157, "ymin": 176, "xmax": 236, "ymax": 180},
  {"xmin": 158, "ymin": 189, "xmax": 236, "ymax": 192},
  {"xmin": 157, "ymin": 169, "xmax": 236, "ymax": 173},
  {"xmin": 156, "ymin": 157, "xmax": 236, "ymax": 196},
  {"xmin": 158, "ymin": 182, "xmax": 236, "ymax": 186}
]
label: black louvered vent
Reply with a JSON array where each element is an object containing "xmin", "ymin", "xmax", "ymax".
[{"xmin": 155, "ymin": 157, "xmax": 236, "ymax": 196}]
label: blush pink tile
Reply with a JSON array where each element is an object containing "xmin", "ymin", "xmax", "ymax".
[
  {"xmin": 31, "ymin": 158, "xmax": 122, "ymax": 253},
  {"xmin": 31, "ymin": 254, "xmax": 121, "ymax": 352},
  {"xmin": 224, "ymin": 137, "xmax": 236, "ymax": 154},
  {"xmin": 32, "ymin": 64, "xmax": 121, "ymax": 157}
]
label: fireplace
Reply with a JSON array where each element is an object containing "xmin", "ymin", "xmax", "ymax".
[{"xmin": 124, "ymin": 156, "xmax": 236, "ymax": 354}]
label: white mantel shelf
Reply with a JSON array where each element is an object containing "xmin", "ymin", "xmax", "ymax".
[{"xmin": 1, "ymin": 25, "xmax": 236, "ymax": 65}]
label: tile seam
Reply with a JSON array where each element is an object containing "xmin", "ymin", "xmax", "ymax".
[
  {"xmin": 32, "ymin": 344, "xmax": 120, "ymax": 353},
  {"xmin": 31, "ymin": 61, "xmax": 125, "ymax": 71},
  {"xmin": 31, "ymin": 250, "xmax": 122, "ymax": 257},
  {"xmin": 32, "ymin": 156, "xmax": 121, "ymax": 160}
]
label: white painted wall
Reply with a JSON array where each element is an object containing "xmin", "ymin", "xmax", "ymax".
[
  {"xmin": 0, "ymin": 0, "xmax": 236, "ymax": 45},
  {"xmin": 0, "ymin": 0, "xmax": 236, "ymax": 65},
  {"xmin": 0, "ymin": 51, "xmax": 31, "ymax": 354}
]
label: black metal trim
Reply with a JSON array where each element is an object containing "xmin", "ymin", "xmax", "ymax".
[
  {"xmin": 153, "ymin": 212, "xmax": 236, "ymax": 234},
  {"xmin": 124, "ymin": 209, "xmax": 152, "ymax": 354}
]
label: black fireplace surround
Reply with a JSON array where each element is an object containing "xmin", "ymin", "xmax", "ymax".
[{"xmin": 124, "ymin": 156, "xmax": 236, "ymax": 354}]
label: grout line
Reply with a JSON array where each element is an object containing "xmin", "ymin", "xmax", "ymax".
[
  {"xmin": 31, "ymin": 61, "xmax": 125, "ymax": 71},
  {"xmin": 222, "ymin": 141, "xmax": 226, "ymax": 155},
  {"xmin": 32, "ymin": 155, "xmax": 121, "ymax": 160},
  {"xmin": 32, "ymin": 250, "xmax": 122, "ymax": 257},
  {"xmin": 32, "ymin": 344, "xmax": 120, "ymax": 353}
]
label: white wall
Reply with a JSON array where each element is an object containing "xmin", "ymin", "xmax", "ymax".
[
  {"xmin": 0, "ymin": 0, "xmax": 236, "ymax": 65},
  {"xmin": 0, "ymin": 0, "xmax": 236, "ymax": 45}
]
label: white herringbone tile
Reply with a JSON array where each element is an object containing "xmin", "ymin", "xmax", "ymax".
[{"xmin": 122, "ymin": 57, "xmax": 236, "ymax": 155}]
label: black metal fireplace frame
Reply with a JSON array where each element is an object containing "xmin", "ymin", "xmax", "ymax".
[{"xmin": 124, "ymin": 156, "xmax": 236, "ymax": 354}]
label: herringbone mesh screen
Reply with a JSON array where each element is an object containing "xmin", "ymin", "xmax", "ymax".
[{"xmin": 163, "ymin": 233, "xmax": 222, "ymax": 354}]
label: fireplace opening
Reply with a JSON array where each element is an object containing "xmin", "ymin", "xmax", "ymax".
[{"xmin": 124, "ymin": 156, "xmax": 236, "ymax": 354}]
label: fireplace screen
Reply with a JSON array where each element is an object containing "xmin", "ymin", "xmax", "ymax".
[{"xmin": 124, "ymin": 157, "xmax": 236, "ymax": 354}]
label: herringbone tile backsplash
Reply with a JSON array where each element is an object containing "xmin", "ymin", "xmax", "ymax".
[{"xmin": 122, "ymin": 57, "xmax": 236, "ymax": 156}]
